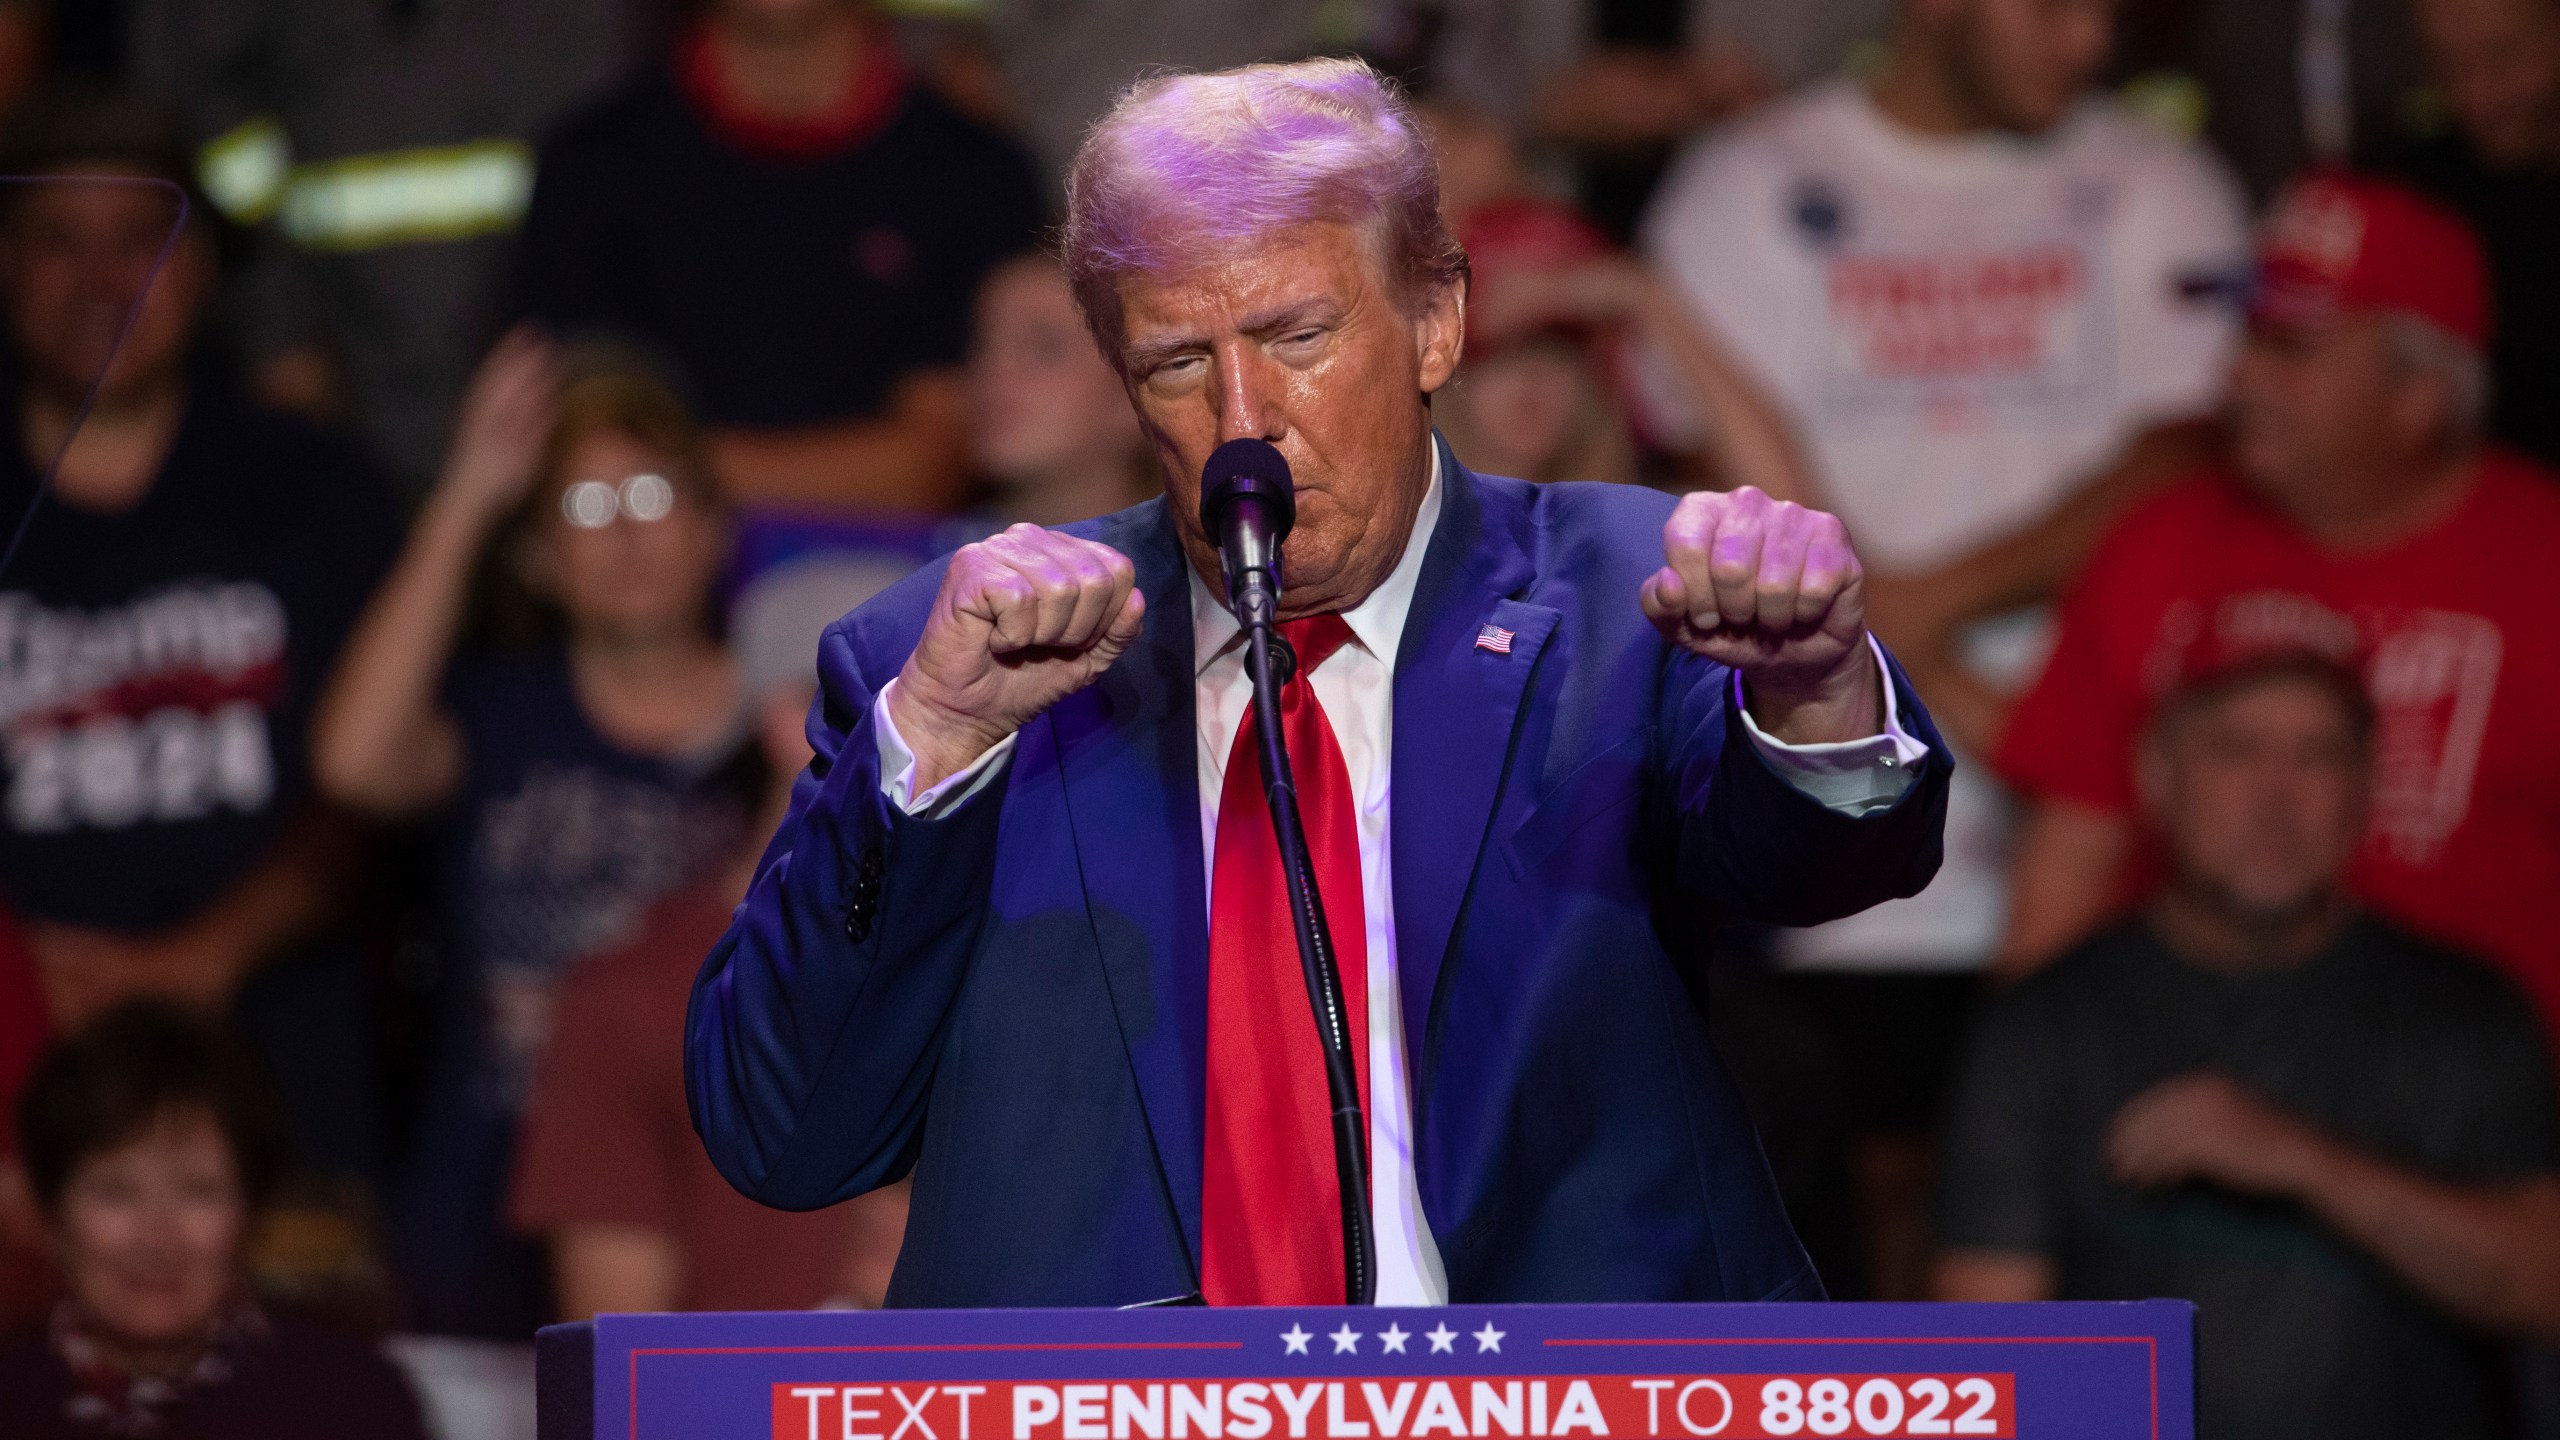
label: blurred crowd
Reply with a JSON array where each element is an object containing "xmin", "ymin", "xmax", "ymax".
[{"xmin": 0, "ymin": 0, "xmax": 2552, "ymax": 1436}]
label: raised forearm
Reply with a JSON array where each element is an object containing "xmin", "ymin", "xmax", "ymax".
[
  {"xmin": 1913, "ymin": 419, "xmax": 2215, "ymax": 625},
  {"xmin": 309, "ymin": 492, "xmax": 483, "ymax": 812},
  {"xmin": 315, "ymin": 329, "xmax": 555, "ymax": 813},
  {"xmin": 2288, "ymin": 1148, "xmax": 2560, "ymax": 1341}
]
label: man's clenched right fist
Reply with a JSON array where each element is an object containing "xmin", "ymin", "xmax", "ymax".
[{"xmin": 890, "ymin": 525, "xmax": 1145, "ymax": 791}]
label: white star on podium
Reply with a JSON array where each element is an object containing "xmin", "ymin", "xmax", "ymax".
[
  {"xmin": 1330, "ymin": 1325, "xmax": 1363, "ymax": 1355},
  {"xmin": 1425, "ymin": 1324, "xmax": 1458, "ymax": 1354},
  {"xmin": 1280, "ymin": 1325, "xmax": 1313, "ymax": 1356},
  {"xmin": 1473, "ymin": 1323, "xmax": 1505, "ymax": 1354},
  {"xmin": 1378, "ymin": 1324, "xmax": 1410, "ymax": 1354}
]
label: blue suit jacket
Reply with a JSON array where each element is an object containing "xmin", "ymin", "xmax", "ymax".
[{"xmin": 688, "ymin": 455, "xmax": 1950, "ymax": 1307}]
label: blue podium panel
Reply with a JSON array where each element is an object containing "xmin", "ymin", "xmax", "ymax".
[{"xmin": 540, "ymin": 1303, "xmax": 2191, "ymax": 1440}]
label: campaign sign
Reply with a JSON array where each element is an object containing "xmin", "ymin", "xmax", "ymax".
[{"xmin": 538, "ymin": 1302, "xmax": 2192, "ymax": 1440}]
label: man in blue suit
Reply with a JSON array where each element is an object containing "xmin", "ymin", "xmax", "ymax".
[{"xmin": 687, "ymin": 57, "xmax": 1950, "ymax": 1308}]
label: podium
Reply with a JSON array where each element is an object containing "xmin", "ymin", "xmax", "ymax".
[{"xmin": 537, "ymin": 1300, "xmax": 2192, "ymax": 1440}]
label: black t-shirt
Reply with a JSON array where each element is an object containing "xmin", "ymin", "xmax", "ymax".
[
  {"xmin": 2387, "ymin": 135, "xmax": 2560, "ymax": 472},
  {"xmin": 1939, "ymin": 915, "xmax": 2560, "ymax": 1440},
  {"xmin": 0, "ymin": 387, "xmax": 402, "ymax": 930},
  {"xmin": 394, "ymin": 650, "xmax": 753, "ymax": 1338},
  {"xmin": 514, "ymin": 63, "xmax": 1044, "ymax": 430}
]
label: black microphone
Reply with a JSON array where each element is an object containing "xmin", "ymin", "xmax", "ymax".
[
  {"xmin": 1198, "ymin": 438, "xmax": 1296, "ymax": 636},
  {"xmin": 1194, "ymin": 436, "xmax": 1377, "ymax": 1305}
]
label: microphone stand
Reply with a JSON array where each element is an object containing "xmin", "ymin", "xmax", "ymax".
[{"xmin": 1229, "ymin": 564, "xmax": 1376, "ymax": 1307}]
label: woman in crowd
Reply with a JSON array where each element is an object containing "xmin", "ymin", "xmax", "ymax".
[
  {"xmin": 312, "ymin": 334, "xmax": 758, "ymax": 1337},
  {"xmin": 939, "ymin": 251, "xmax": 1154, "ymax": 548},
  {"xmin": 0, "ymin": 1003, "xmax": 427, "ymax": 1438},
  {"xmin": 1434, "ymin": 198, "xmax": 1645, "ymax": 488}
]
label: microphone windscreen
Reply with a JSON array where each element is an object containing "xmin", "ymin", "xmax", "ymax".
[{"xmin": 1199, "ymin": 438, "xmax": 1295, "ymax": 540}]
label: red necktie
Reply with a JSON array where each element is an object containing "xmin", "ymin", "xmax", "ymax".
[{"xmin": 1200, "ymin": 615, "xmax": 1369, "ymax": 1306}]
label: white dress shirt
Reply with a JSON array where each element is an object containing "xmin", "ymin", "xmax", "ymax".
[{"xmin": 873, "ymin": 452, "xmax": 1929, "ymax": 1304}]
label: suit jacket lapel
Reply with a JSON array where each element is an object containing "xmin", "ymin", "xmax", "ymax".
[
  {"xmin": 1046, "ymin": 500, "xmax": 1210, "ymax": 1275},
  {"xmin": 1391, "ymin": 446, "xmax": 1557, "ymax": 1080}
]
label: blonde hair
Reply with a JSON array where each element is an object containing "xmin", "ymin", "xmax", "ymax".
[{"xmin": 480, "ymin": 346, "xmax": 727, "ymax": 646}]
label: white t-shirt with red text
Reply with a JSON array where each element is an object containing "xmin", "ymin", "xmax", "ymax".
[{"xmin": 1641, "ymin": 82, "xmax": 2250, "ymax": 969}]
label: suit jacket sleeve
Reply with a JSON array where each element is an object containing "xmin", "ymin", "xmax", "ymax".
[
  {"xmin": 1662, "ymin": 643, "xmax": 1951, "ymax": 926},
  {"xmin": 685, "ymin": 619, "xmax": 1006, "ymax": 1210}
]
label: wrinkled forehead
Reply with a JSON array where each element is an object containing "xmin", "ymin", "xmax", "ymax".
[{"xmin": 1105, "ymin": 227, "xmax": 1446, "ymax": 388}]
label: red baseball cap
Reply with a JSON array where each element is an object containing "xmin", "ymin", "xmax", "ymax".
[
  {"xmin": 2252, "ymin": 170, "xmax": 2491, "ymax": 347},
  {"xmin": 1458, "ymin": 195, "xmax": 1618, "ymax": 356}
]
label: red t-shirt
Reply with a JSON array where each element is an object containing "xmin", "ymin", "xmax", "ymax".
[
  {"xmin": 508, "ymin": 882, "xmax": 908, "ymax": 1312},
  {"xmin": 2000, "ymin": 452, "xmax": 2560, "ymax": 1036}
]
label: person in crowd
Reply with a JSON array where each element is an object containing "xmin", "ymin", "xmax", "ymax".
[
  {"xmin": 0, "ymin": 1002, "xmax": 429, "ymax": 1439},
  {"xmin": 1435, "ymin": 203, "xmax": 1641, "ymax": 489},
  {"xmin": 1997, "ymin": 173, "xmax": 2560, "ymax": 1053},
  {"xmin": 311, "ymin": 339, "xmax": 758, "ymax": 1336},
  {"xmin": 1414, "ymin": 103, "xmax": 1646, "ymax": 487},
  {"xmin": 515, "ymin": 0, "xmax": 1044, "ymax": 512},
  {"xmin": 1937, "ymin": 655, "xmax": 2560, "ymax": 1440},
  {"xmin": 127, "ymin": 0, "xmax": 646, "ymax": 492},
  {"xmin": 1645, "ymin": 0, "xmax": 2251, "ymax": 761},
  {"xmin": 511, "ymin": 560, "xmax": 910, "ymax": 1318},
  {"xmin": 1634, "ymin": 0, "xmax": 2248, "ymax": 1296},
  {"xmin": 0, "ymin": 91, "xmax": 403, "ymax": 1188},
  {"xmin": 1441, "ymin": 191, "xmax": 1819, "ymax": 498},
  {"xmin": 2392, "ymin": 0, "xmax": 2560, "ymax": 470},
  {"xmin": 954, "ymin": 252, "xmax": 1152, "ymax": 533}
]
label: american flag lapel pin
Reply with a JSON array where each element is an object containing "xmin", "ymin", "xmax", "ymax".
[{"xmin": 1474, "ymin": 623, "xmax": 1515, "ymax": 655}]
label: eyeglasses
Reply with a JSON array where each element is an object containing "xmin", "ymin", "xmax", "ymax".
[{"xmin": 561, "ymin": 473, "xmax": 678, "ymax": 528}]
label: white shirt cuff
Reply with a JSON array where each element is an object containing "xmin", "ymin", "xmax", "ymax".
[
  {"xmin": 1733, "ymin": 634, "xmax": 1931, "ymax": 816},
  {"xmin": 873, "ymin": 678, "xmax": 1018, "ymax": 818}
]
